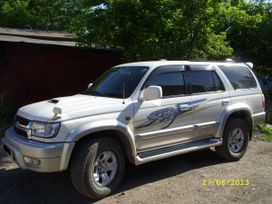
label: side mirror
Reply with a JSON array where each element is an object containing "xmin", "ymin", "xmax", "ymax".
[
  {"xmin": 87, "ymin": 83, "xmax": 93, "ymax": 89},
  {"xmin": 142, "ymin": 86, "xmax": 163, "ymax": 101}
]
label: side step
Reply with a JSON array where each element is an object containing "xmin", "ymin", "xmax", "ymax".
[{"xmin": 135, "ymin": 137, "xmax": 222, "ymax": 165}]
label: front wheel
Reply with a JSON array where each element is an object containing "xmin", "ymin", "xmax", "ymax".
[
  {"xmin": 71, "ymin": 137, "xmax": 125, "ymax": 199},
  {"xmin": 216, "ymin": 118, "xmax": 249, "ymax": 161}
]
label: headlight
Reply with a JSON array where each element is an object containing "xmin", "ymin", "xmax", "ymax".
[{"xmin": 31, "ymin": 121, "xmax": 60, "ymax": 138}]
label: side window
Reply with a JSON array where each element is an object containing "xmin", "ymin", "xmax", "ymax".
[
  {"xmin": 212, "ymin": 71, "xmax": 225, "ymax": 91},
  {"xmin": 189, "ymin": 71, "xmax": 215, "ymax": 93},
  {"xmin": 219, "ymin": 65, "xmax": 257, "ymax": 89},
  {"xmin": 145, "ymin": 71, "xmax": 185, "ymax": 97}
]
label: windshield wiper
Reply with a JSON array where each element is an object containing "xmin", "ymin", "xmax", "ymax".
[
  {"xmin": 102, "ymin": 93, "xmax": 122, "ymax": 98},
  {"xmin": 82, "ymin": 90, "xmax": 105, "ymax": 97}
]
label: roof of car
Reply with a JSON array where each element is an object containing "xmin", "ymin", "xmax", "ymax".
[{"xmin": 115, "ymin": 60, "xmax": 252, "ymax": 70}]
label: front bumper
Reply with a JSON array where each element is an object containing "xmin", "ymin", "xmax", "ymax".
[{"xmin": 1, "ymin": 128, "xmax": 74, "ymax": 172}]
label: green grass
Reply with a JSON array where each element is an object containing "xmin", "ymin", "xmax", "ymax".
[{"xmin": 255, "ymin": 125, "xmax": 272, "ymax": 142}]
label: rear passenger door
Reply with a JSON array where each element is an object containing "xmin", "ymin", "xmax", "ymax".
[{"xmin": 187, "ymin": 65, "xmax": 230, "ymax": 139}]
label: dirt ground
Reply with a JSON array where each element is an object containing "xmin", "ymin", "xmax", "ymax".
[{"xmin": 0, "ymin": 140, "xmax": 272, "ymax": 204}]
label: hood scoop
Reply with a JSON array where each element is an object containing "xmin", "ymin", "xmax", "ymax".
[{"xmin": 48, "ymin": 99, "xmax": 59, "ymax": 104}]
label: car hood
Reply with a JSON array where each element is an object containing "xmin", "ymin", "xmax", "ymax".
[{"xmin": 17, "ymin": 94, "xmax": 126, "ymax": 122}]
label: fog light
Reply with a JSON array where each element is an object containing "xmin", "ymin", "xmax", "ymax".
[{"xmin": 23, "ymin": 156, "xmax": 41, "ymax": 166}]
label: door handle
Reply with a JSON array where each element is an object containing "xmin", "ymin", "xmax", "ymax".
[
  {"xmin": 222, "ymin": 99, "xmax": 229, "ymax": 105},
  {"xmin": 179, "ymin": 104, "xmax": 190, "ymax": 111}
]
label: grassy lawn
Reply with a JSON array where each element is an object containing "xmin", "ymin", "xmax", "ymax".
[{"xmin": 254, "ymin": 125, "xmax": 272, "ymax": 142}]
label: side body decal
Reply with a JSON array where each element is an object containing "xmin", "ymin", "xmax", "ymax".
[{"xmin": 136, "ymin": 98, "xmax": 207, "ymax": 129}]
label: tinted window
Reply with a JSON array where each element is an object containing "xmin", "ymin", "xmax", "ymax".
[
  {"xmin": 189, "ymin": 71, "xmax": 215, "ymax": 93},
  {"xmin": 83, "ymin": 66, "xmax": 148, "ymax": 98},
  {"xmin": 219, "ymin": 65, "xmax": 257, "ymax": 89},
  {"xmin": 212, "ymin": 71, "xmax": 225, "ymax": 91},
  {"xmin": 146, "ymin": 71, "xmax": 185, "ymax": 97}
]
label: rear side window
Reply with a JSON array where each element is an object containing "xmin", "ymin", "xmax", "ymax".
[
  {"xmin": 145, "ymin": 71, "xmax": 185, "ymax": 97},
  {"xmin": 189, "ymin": 71, "xmax": 216, "ymax": 93},
  {"xmin": 219, "ymin": 65, "xmax": 257, "ymax": 89}
]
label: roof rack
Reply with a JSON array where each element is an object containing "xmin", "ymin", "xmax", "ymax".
[{"xmin": 225, "ymin": 58, "xmax": 234, "ymax": 62}]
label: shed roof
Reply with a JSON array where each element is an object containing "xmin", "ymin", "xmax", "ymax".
[{"xmin": 0, "ymin": 27, "xmax": 77, "ymax": 46}]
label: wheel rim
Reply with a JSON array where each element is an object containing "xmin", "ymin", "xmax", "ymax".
[
  {"xmin": 91, "ymin": 151, "xmax": 118, "ymax": 187},
  {"xmin": 228, "ymin": 128, "xmax": 245, "ymax": 153}
]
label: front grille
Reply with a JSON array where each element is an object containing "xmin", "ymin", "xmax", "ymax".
[
  {"xmin": 14, "ymin": 127, "xmax": 28, "ymax": 137},
  {"xmin": 14, "ymin": 115, "xmax": 30, "ymax": 138},
  {"xmin": 15, "ymin": 115, "xmax": 29, "ymax": 126}
]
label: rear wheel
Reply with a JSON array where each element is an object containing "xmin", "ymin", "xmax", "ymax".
[
  {"xmin": 216, "ymin": 118, "xmax": 249, "ymax": 161},
  {"xmin": 71, "ymin": 137, "xmax": 125, "ymax": 199}
]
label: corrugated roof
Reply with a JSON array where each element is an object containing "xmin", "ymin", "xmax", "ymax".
[{"xmin": 0, "ymin": 27, "xmax": 77, "ymax": 46}]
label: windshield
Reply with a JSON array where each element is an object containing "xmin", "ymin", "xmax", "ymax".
[{"xmin": 82, "ymin": 66, "xmax": 149, "ymax": 98}]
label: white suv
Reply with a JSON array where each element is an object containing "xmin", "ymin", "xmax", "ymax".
[{"xmin": 2, "ymin": 60, "xmax": 265, "ymax": 199}]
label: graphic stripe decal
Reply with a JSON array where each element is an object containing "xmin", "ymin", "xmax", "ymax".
[{"xmin": 136, "ymin": 98, "xmax": 207, "ymax": 129}]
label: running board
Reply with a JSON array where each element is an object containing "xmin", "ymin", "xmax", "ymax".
[{"xmin": 135, "ymin": 138, "xmax": 222, "ymax": 165}]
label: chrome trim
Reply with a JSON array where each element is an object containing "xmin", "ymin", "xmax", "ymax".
[
  {"xmin": 195, "ymin": 121, "xmax": 218, "ymax": 129},
  {"xmin": 14, "ymin": 117, "xmax": 32, "ymax": 138},
  {"xmin": 136, "ymin": 121, "xmax": 218, "ymax": 140},
  {"xmin": 136, "ymin": 125, "xmax": 194, "ymax": 140},
  {"xmin": 15, "ymin": 121, "xmax": 31, "ymax": 130}
]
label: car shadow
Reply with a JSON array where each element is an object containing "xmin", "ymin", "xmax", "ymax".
[{"xmin": 0, "ymin": 149, "xmax": 226, "ymax": 204}]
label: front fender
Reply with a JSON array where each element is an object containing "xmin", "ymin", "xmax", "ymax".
[
  {"xmin": 216, "ymin": 103, "xmax": 253, "ymax": 138},
  {"xmin": 67, "ymin": 119, "xmax": 135, "ymax": 155}
]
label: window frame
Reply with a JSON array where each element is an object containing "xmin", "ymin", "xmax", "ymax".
[
  {"xmin": 218, "ymin": 65, "xmax": 257, "ymax": 90},
  {"xmin": 141, "ymin": 65, "xmax": 188, "ymax": 98},
  {"xmin": 211, "ymin": 71, "xmax": 226, "ymax": 92},
  {"xmin": 187, "ymin": 69, "xmax": 226, "ymax": 96},
  {"xmin": 140, "ymin": 65, "xmax": 227, "ymax": 99}
]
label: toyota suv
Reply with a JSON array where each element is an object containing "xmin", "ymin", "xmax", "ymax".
[{"xmin": 1, "ymin": 60, "xmax": 265, "ymax": 199}]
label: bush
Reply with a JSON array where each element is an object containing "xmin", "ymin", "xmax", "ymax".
[
  {"xmin": 0, "ymin": 97, "xmax": 16, "ymax": 134},
  {"xmin": 266, "ymin": 111, "xmax": 272, "ymax": 124},
  {"xmin": 264, "ymin": 91, "xmax": 272, "ymax": 124}
]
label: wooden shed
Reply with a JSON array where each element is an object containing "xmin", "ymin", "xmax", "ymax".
[{"xmin": 0, "ymin": 27, "xmax": 123, "ymax": 107}]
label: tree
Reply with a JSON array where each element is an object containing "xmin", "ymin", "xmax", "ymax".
[
  {"xmin": 0, "ymin": 0, "xmax": 82, "ymax": 32},
  {"xmin": 78, "ymin": 0, "xmax": 233, "ymax": 61},
  {"xmin": 217, "ymin": 1, "xmax": 272, "ymax": 74},
  {"xmin": 0, "ymin": 0, "xmax": 32, "ymax": 28},
  {"xmin": 0, "ymin": 0, "xmax": 271, "ymax": 69}
]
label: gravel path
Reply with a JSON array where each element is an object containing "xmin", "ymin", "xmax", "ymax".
[{"xmin": 0, "ymin": 140, "xmax": 271, "ymax": 204}]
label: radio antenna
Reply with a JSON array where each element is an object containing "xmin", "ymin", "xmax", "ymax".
[{"xmin": 122, "ymin": 83, "xmax": 125, "ymax": 104}]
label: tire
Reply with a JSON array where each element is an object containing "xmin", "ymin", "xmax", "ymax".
[
  {"xmin": 70, "ymin": 137, "xmax": 125, "ymax": 199},
  {"xmin": 215, "ymin": 118, "xmax": 249, "ymax": 161}
]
